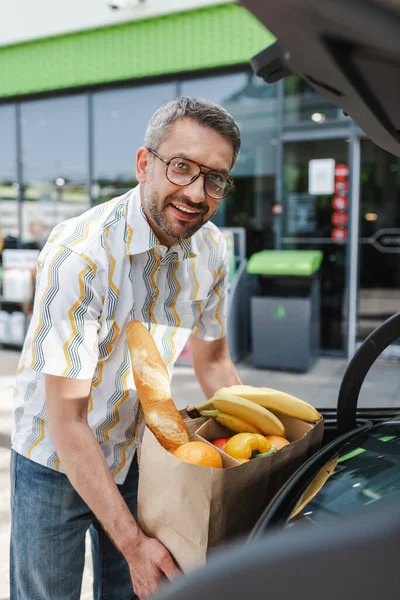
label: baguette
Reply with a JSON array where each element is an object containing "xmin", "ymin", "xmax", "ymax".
[{"xmin": 126, "ymin": 320, "xmax": 189, "ymax": 452}]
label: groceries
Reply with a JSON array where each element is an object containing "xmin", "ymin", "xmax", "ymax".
[
  {"xmin": 174, "ymin": 441, "xmax": 223, "ymax": 468},
  {"xmin": 188, "ymin": 393, "xmax": 285, "ymax": 437},
  {"xmin": 125, "ymin": 319, "xmax": 321, "ymax": 467},
  {"xmin": 214, "ymin": 384, "xmax": 321, "ymax": 423},
  {"xmin": 126, "ymin": 320, "xmax": 190, "ymax": 452},
  {"xmin": 224, "ymin": 433, "xmax": 276, "ymax": 462},
  {"xmin": 186, "ymin": 385, "xmax": 322, "ymax": 456},
  {"xmin": 211, "ymin": 436, "xmax": 231, "ymax": 452},
  {"xmin": 200, "ymin": 410, "xmax": 262, "ymax": 434},
  {"xmin": 266, "ymin": 434, "xmax": 290, "ymax": 450},
  {"xmin": 128, "ymin": 319, "xmax": 324, "ymax": 570},
  {"xmin": 138, "ymin": 410, "xmax": 324, "ymax": 571},
  {"xmin": 180, "ymin": 385, "xmax": 321, "ymax": 469}
]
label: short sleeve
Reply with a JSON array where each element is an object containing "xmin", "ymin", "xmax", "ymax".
[
  {"xmin": 193, "ymin": 237, "xmax": 228, "ymax": 341},
  {"xmin": 27, "ymin": 246, "xmax": 102, "ymax": 379}
]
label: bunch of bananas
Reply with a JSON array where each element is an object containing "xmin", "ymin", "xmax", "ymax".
[{"xmin": 186, "ymin": 385, "xmax": 321, "ymax": 437}]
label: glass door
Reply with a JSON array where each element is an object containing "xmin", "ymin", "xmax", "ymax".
[
  {"xmin": 358, "ymin": 139, "xmax": 400, "ymax": 357},
  {"xmin": 282, "ymin": 139, "xmax": 350, "ymax": 354}
]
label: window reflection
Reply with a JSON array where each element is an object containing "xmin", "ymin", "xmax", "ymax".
[
  {"xmin": 181, "ymin": 73, "xmax": 278, "ymax": 257},
  {"xmin": 284, "ymin": 75, "xmax": 346, "ymax": 124},
  {"xmin": 0, "ymin": 105, "xmax": 18, "ymax": 246},
  {"xmin": 289, "ymin": 424, "xmax": 400, "ymax": 527},
  {"xmin": 93, "ymin": 83, "xmax": 176, "ymax": 204},
  {"xmin": 21, "ymin": 95, "xmax": 89, "ymax": 248}
]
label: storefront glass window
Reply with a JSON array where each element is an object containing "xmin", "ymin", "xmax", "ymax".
[
  {"xmin": 284, "ymin": 75, "xmax": 346, "ymax": 124},
  {"xmin": 92, "ymin": 83, "xmax": 176, "ymax": 204},
  {"xmin": 20, "ymin": 95, "xmax": 89, "ymax": 248},
  {"xmin": 0, "ymin": 105, "xmax": 18, "ymax": 246},
  {"xmin": 358, "ymin": 139, "xmax": 400, "ymax": 354},
  {"xmin": 282, "ymin": 139, "xmax": 349, "ymax": 352},
  {"xmin": 181, "ymin": 73, "xmax": 278, "ymax": 257}
]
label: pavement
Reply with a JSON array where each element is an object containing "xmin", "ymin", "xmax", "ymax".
[{"xmin": 0, "ymin": 348, "xmax": 399, "ymax": 598}]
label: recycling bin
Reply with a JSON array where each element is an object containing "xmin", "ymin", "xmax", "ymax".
[{"xmin": 247, "ymin": 250, "xmax": 323, "ymax": 372}]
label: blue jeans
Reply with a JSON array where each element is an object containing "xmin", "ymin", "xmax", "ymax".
[{"xmin": 10, "ymin": 450, "xmax": 139, "ymax": 600}]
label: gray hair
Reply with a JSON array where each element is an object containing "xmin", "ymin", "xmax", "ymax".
[{"xmin": 144, "ymin": 96, "xmax": 241, "ymax": 168}]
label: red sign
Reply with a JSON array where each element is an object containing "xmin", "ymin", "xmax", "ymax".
[
  {"xmin": 335, "ymin": 164, "xmax": 350, "ymax": 179},
  {"xmin": 335, "ymin": 180, "xmax": 349, "ymax": 195},
  {"xmin": 332, "ymin": 196, "xmax": 348, "ymax": 211},
  {"xmin": 332, "ymin": 211, "xmax": 349, "ymax": 227},
  {"xmin": 331, "ymin": 227, "xmax": 348, "ymax": 242}
]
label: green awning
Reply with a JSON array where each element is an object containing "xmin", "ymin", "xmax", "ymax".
[
  {"xmin": 0, "ymin": 3, "xmax": 275, "ymax": 98},
  {"xmin": 247, "ymin": 250, "xmax": 324, "ymax": 276}
]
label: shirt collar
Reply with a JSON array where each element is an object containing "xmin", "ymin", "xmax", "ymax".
[{"xmin": 125, "ymin": 185, "xmax": 197, "ymax": 260}]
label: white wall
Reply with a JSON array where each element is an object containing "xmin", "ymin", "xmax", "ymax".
[{"xmin": 0, "ymin": 0, "xmax": 231, "ymax": 47}]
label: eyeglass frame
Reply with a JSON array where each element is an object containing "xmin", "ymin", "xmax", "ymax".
[{"xmin": 146, "ymin": 147, "xmax": 234, "ymax": 200}]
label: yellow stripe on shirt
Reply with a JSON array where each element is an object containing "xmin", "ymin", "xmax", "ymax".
[
  {"xmin": 213, "ymin": 267, "xmax": 225, "ymax": 335},
  {"xmin": 190, "ymin": 256, "xmax": 200, "ymax": 300},
  {"xmin": 208, "ymin": 230, "xmax": 219, "ymax": 247},
  {"xmin": 165, "ymin": 261, "xmax": 181, "ymax": 367},
  {"xmin": 103, "ymin": 365, "xmax": 131, "ymax": 441},
  {"xmin": 61, "ymin": 265, "xmax": 91, "ymax": 377},
  {"xmin": 88, "ymin": 361, "xmax": 103, "ymax": 414},
  {"xmin": 149, "ymin": 250, "xmax": 161, "ymax": 336},
  {"xmin": 68, "ymin": 212, "xmax": 104, "ymax": 248},
  {"xmin": 81, "ymin": 253, "xmax": 98, "ymax": 278},
  {"xmin": 27, "ymin": 417, "xmax": 45, "ymax": 459},
  {"xmin": 104, "ymin": 227, "xmax": 120, "ymax": 302},
  {"xmin": 113, "ymin": 409, "xmax": 144, "ymax": 476},
  {"xmin": 47, "ymin": 230, "xmax": 63, "ymax": 244}
]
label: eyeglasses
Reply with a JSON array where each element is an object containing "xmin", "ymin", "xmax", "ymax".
[{"xmin": 147, "ymin": 148, "xmax": 234, "ymax": 200}]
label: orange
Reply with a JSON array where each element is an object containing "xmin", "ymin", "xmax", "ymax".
[
  {"xmin": 174, "ymin": 441, "xmax": 223, "ymax": 468},
  {"xmin": 266, "ymin": 435, "xmax": 290, "ymax": 451}
]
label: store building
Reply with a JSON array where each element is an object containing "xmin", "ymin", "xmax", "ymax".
[{"xmin": 1, "ymin": 0, "xmax": 399, "ymax": 358}]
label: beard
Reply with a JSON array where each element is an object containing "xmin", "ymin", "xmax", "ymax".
[{"xmin": 143, "ymin": 182, "xmax": 218, "ymax": 240}]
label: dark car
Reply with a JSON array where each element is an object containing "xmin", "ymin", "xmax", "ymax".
[
  {"xmin": 153, "ymin": 1, "xmax": 400, "ymax": 598},
  {"xmin": 251, "ymin": 416, "xmax": 400, "ymax": 535}
]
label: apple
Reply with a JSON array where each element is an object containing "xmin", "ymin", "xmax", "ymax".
[{"xmin": 211, "ymin": 436, "xmax": 231, "ymax": 452}]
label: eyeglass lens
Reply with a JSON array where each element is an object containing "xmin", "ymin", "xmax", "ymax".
[{"xmin": 167, "ymin": 157, "xmax": 230, "ymax": 199}]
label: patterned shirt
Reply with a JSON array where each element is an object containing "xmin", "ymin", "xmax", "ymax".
[{"xmin": 12, "ymin": 185, "xmax": 228, "ymax": 483}]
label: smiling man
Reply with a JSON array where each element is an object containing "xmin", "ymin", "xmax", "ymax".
[{"xmin": 10, "ymin": 97, "xmax": 243, "ymax": 600}]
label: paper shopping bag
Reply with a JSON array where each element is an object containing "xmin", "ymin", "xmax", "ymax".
[{"xmin": 137, "ymin": 413, "xmax": 323, "ymax": 572}]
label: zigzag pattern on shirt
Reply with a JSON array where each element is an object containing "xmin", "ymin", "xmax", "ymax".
[
  {"xmin": 141, "ymin": 249, "xmax": 160, "ymax": 327},
  {"xmin": 47, "ymin": 450, "xmax": 60, "ymax": 471},
  {"xmin": 61, "ymin": 203, "xmax": 106, "ymax": 248},
  {"xmin": 61, "ymin": 264, "xmax": 97, "ymax": 378},
  {"xmin": 95, "ymin": 339, "xmax": 132, "ymax": 443},
  {"xmin": 110, "ymin": 388, "xmax": 143, "ymax": 476},
  {"xmin": 30, "ymin": 247, "xmax": 73, "ymax": 370},
  {"xmin": 187, "ymin": 254, "xmax": 202, "ymax": 329},
  {"xmin": 14, "ymin": 405, "xmax": 25, "ymax": 430},
  {"xmin": 179, "ymin": 237, "xmax": 192, "ymax": 259},
  {"xmin": 203, "ymin": 227, "xmax": 219, "ymax": 279},
  {"xmin": 23, "ymin": 395, "xmax": 46, "ymax": 458},
  {"xmin": 139, "ymin": 204, "xmax": 158, "ymax": 250},
  {"xmin": 129, "ymin": 256, "xmax": 136, "ymax": 320},
  {"xmin": 162, "ymin": 260, "xmax": 181, "ymax": 367}
]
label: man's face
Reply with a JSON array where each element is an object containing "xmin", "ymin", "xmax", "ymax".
[{"xmin": 139, "ymin": 118, "xmax": 234, "ymax": 244}]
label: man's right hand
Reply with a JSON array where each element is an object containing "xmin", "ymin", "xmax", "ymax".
[{"xmin": 127, "ymin": 534, "xmax": 181, "ymax": 599}]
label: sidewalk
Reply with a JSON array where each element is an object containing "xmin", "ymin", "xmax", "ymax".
[{"xmin": 0, "ymin": 348, "xmax": 399, "ymax": 598}]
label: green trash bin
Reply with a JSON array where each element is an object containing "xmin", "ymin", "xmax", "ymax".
[{"xmin": 247, "ymin": 250, "xmax": 323, "ymax": 372}]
